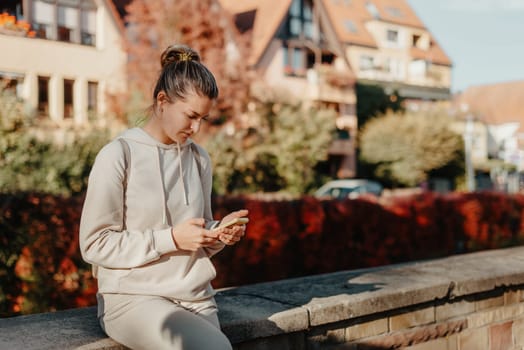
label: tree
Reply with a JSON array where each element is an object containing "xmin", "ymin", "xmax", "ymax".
[
  {"xmin": 123, "ymin": 0, "xmax": 252, "ymax": 127},
  {"xmin": 0, "ymin": 82, "xmax": 110, "ymax": 196},
  {"xmin": 206, "ymin": 84, "xmax": 337, "ymax": 195},
  {"xmin": 359, "ymin": 110, "xmax": 464, "ymax": 187},
  {"xmin": 356, "ymin": 82, "xmax": 404, "ymax": 129}
]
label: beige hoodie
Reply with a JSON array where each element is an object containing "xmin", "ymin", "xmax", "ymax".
[{"xmin": 79, "ymin": 127, "xmax": 224, "ymax": 301}]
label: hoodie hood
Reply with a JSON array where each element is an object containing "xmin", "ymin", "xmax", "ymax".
[
  {"xmin": 119, "ymin": 127, "xmax": 195, "ymax": 149},
  {"xmin": 119, "ymin": 128, "xmax": 196, "ymax": 222}
]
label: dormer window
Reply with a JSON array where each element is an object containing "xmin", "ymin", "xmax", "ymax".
[
  {"xmin": 385, "ymin": 6, "xmax": 403, "ymax": 18},
  {"xmin": 365, "ymin": 2, "xmax": 379, "ymax": 18},
  {"xmin": 287, "ymin": 0, "xmax": 314, "ymax": 40},
  {"xmin": 412, "ymin": 34, "xmax": 420, "ymax": 47},
  {"xmin": 344, "ymin": 19, "xmax": 357, "ymax": 33},
  {"xmin": 387, "ymin": 29, "xmax": 398, "ymax": 43}
]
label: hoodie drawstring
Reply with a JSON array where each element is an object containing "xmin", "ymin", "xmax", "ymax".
[
  {"xmin": 156, "ymin": 147, "xmax": 168, "ymax": 225},
  {"xmin": 176, "ymin": 142, "xmax": 189, "ymax": 206}
]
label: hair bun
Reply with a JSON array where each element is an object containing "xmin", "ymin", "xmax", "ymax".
[{"xmin": 160, "ymin": 44, "xmax": 201, "ymax": 68}]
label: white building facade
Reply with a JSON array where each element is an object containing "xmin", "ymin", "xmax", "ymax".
[{"xmin": 0, "ymin": 0, "xmax": 127, "ymax": 126}]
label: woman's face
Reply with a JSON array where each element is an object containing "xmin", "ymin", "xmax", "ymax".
[{"xmin": 157, "ymin": 90, "xmax": 213, "ymax": 144}]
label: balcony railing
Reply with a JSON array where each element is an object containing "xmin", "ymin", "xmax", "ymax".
[{"xmin": 307, "ymin": 64, "xmax": 356, "ymax": 103}]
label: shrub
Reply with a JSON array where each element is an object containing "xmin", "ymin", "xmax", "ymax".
[
  {"xmin": 0, "ymin": 84, "xmax": 111, "ymax": 196},
  {"xmin": 2, "ymin": 191, "xmax": 524, "ymax": 317},
  {"xmin": 359, "ymin": 110, "xmax": 464, "ymax": 187},
  {"xmin": 207, "ymin": 85, "xmax": 336, "ymax": 195}
]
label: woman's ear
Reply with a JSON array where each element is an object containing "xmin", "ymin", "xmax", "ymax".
[{"xmin": 156, "ymin": 91, "xmax": 168, "ymax": 106}]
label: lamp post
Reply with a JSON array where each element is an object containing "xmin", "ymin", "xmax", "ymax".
[{"xmin": 461, "ymin": 104, "xmax": 475, "ymax": 191}]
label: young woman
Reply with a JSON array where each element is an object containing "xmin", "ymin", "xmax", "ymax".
[{"xmin": 79, "ymin": 44, "xmax": 248, "ymax": 350}]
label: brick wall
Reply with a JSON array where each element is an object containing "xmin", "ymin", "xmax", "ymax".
[
  {"xmin": 294, "ymin": 288, "xmax": 524, "ymax": 350},
  {"xmin": 225, "ymin": 247, "xmax": 524, "ymax": 350}
]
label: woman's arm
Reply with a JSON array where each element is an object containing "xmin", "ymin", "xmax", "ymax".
[{"xmin": 79, "ymin": 141, "xmax": 176, "ymax": 269}]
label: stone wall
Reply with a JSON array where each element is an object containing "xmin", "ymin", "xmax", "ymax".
[{"xmin": 2, "ymin": 246, "xmax": 524, "ymax": 350}]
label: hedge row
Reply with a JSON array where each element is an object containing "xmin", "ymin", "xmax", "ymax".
[{"xmin": 1, "ymin": 191, "xmax": 523, "ymax": 317}]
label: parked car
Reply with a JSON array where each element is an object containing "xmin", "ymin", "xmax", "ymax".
[{"xmin": 314, "ymin": 179, "xmax": 383, "ymax": 199}]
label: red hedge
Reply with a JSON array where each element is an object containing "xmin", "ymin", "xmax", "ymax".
[{"xmin": 1, "ymin": 191, "xmax": 524, "ymax": 316}]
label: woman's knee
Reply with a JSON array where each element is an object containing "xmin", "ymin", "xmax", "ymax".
[{"xmin": 161, "ymin": 310, "xmax": 232, "ymax": 350}]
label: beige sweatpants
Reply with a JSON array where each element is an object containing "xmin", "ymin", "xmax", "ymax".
[{"xmin": 97, "ymin": 293, "xmax": 232, "ymax": 350}]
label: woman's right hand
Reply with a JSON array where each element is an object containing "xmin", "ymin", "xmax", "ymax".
[{"xmin": 171, "ymin": 218, "xmax": 219, "ymax": 251}]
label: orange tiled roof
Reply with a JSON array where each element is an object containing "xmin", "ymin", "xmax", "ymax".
[
  {"xmin": 217, "ymin": 0, "xmax": 258, "ymax": 14},
  {"xmin": 369, "ymin": 0, "xmax": 425, "ymax": 28},
  {"xmin": 320, "ymin": 0, "xmax": 377, "ymax": 48},
  {"xmin": 324, "ymin": 0, "xmax": 451, "ymax": 66},
  {"xmin": 219, "ymin": 0, "xmax": 292, "ymax": 66},
  {"xmin": 220, "ymin": 0, "xmax": 451, "ymax": 67},
  {"xmin": 453, "ymin": 80, "xmax": 524, "ymax": 132}
]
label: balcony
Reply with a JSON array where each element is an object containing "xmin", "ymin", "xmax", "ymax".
[
  {"xmin": 0, "ymin": 12, "xmax": 35, "ymax": 38},
  {"xmin": 306, "ymin": 64, "xmax": 356, "ymax": 104}
]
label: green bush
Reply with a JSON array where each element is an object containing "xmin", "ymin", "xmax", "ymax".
[{"xmin": 359, "ymin": 109, "xmax": 464, "ymax": 187}]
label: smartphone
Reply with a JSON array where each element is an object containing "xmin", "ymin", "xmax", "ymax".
[{"xmin": 215, "ymin": 217, "xmax": 249, "ymax": 230}]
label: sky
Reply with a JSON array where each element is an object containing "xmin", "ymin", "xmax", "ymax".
[{"xmin": 407, "ymin": 0, "xmax": 524, "ymax": 93}]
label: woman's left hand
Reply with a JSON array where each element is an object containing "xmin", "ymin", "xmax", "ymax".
[{"xmin": 217, "ymin": 209, "xmax": 248, "ymax": 245}]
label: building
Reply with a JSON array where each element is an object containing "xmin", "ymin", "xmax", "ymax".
[
  {"xmin": 330, "ymin": 0, "xmax": 452, "ymax": 108},
  {"xmin": 220, "ymin": 0, "xmax": 358, "ymax": 177},
  {"xmin": 453, "ymin": 80, "xmax": 524, "ymax": 173},
  {"xmin": 0, "ymin": 0, "xmax": 127, "ymax": 126},
  {"xmin": 219, "ymin": 0, "xmax": 452, "ymax": 177}
]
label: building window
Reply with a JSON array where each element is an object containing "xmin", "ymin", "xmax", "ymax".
[
  {"xmin": 32, "ymin": 0, "xmax": 54, "ymax": 39},
  {"xmin": 64, "ymin": 79, "xmax": 74, "ymax": 119},
  {"xmin": 87, "ymin": 81, "xmax": 98, "ymax": 112},
  {"xmin": 286, "ymin": 0, "xmax": 314, "ymax": 40},
  {"xmin": 80, "ymin": 8, "xmax": 96, "ymax": 46},
  {"xmin": 343, "ymin": 19, "xmax": 357, "ymax": 33},
  {"xmin": 283, "ymin": 46, "xmax": 308, "ymax": 76},
  {"xmin": 409, "ymin": 59, "xmax": 427, "ymax": 78},
  {"xmin": 0, "ymin": 73, "xmax": 24, "ymax": 97},
  {"xmin": 30, "ymin": 0, "xmax": 97, "ymax": 45},
  {"xmin": 57, "ymin": 5, "xmax": 78, "ymax": 42},
  {"xmin": 386, "ymin": 29, "xmax": 398, "ymax": 44},
  {"xmin": 37, "ymin": 76, "xmax": 49, "ymax": 116},
  {"xmin": 385, "ymin": 6, "xmax": 403, "ymax": 18},
  {"xmin": 366, "ymin": 2, "xmax": 379, "ymax": 18},
  {"xmin": 384, "ymin": 58, "xmax": 392, "ymax": 73},
  {"xmin": 412, "ymin": 34, "xmax": 421, "ymax": 47},
  {"xmin": 359, "ymin": 55, "xmax": 374, "ymax": 70},
  {"xmin": 303, "ymin": 2, "xmax": 313, "ymax": 38}
]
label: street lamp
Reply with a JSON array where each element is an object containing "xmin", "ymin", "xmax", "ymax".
[{"xmin": 461, "ymin": 103, "xmax": 475, "ymax": 191}]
